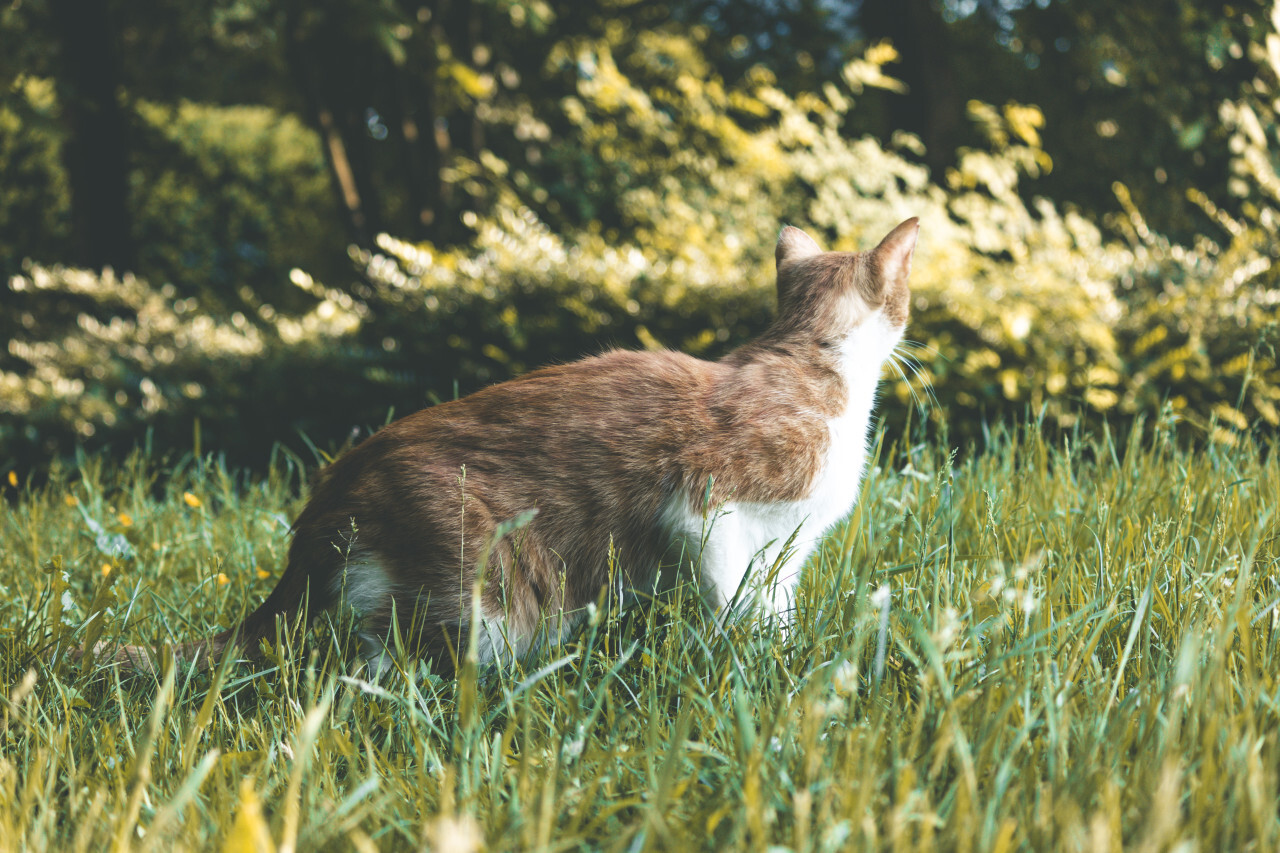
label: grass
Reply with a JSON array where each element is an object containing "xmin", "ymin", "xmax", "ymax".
[{"xmin": 1, "ymin": 421, "xmax": 1278, "ymax": 851}]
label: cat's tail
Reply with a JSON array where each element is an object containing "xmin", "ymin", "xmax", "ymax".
[{"xmin": 69, "ymin": 629, "xmax": 240, "ymax": 676}]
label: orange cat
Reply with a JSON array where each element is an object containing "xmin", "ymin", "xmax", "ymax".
[{"xmin": 103, "ymin": 219, "xmax": 919, "ymax": 674}]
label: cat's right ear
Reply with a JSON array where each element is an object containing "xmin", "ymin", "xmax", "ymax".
[
  {"xmin": 871, "ymin": 218, "xmax": 920, "ymax": 289},
  {"xmin": 776, "ymin": 226, "xmax": 823, "ymax": 269}
]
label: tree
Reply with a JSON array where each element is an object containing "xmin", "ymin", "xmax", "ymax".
[{"xmin": 48, "ymin": 0, "xmax": 134, "ymax": 272}]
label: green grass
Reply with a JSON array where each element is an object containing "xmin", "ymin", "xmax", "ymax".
[{"xmin": 2, "ymin": 423, "xmax": 1278, "ymax": 851}]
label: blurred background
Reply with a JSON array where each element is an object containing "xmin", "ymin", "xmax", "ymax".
[{"xmin": 2, "ymin": 0, "xmax": 1278, "ymax": 469}]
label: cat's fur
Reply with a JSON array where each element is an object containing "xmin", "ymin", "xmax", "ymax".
[{"xmin": 99, "ymin": 218, "xmax": 919, "ymax": 674}]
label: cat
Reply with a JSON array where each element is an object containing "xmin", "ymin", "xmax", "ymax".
[{"xmin": 95, "ymin": 218, "xmax": 918, "ymax": 675}]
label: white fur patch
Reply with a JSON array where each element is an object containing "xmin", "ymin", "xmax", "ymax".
[
  {"xmin": 334, "ymin": 550, "xmax": 393, "ymax": 617},
  {"xmin": 334, "ymin": 551, "xmax": 578, "ymax": 669},
  {"xmin": 473, "ymin": 612, "xmax": 518, "ymax": 664},
  {"xmin": 330, "ymin": 550, "xmax": 395, "ymax": 670},
  {"xmin": 472, "ymin": 607, "xmax": 579, "ymax": 667},
  {"xmin": 666, "ymin": 312, "xmax": 903, "ymax": 618}
]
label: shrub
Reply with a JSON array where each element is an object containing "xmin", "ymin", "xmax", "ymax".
[
  {"xmin": 4, "ymin": 35, "xmax": 1278, "ymax": 466},
  {"xmin": 0, "ymin": 77, "xmax": 69, "ymax": 277},
  {"xmin": 1109, "ymin": 7, "xmax": 1280, "ymax": 440},
  {"xmin": 129, "ymin": 100, "xmax": 345, "ymax": 307},
  {"xmin": 0, "ymin": 86, "xmax": 344, "ymax": 302}
]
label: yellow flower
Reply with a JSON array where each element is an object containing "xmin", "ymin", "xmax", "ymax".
[
  {"xmin": 64, "ymin": 495, "xmax": 78, "ymax": 507},
  {"xmin": 183, "ymin": 492, "xmax": 202, "ymax": 508},
  {"xmin": 256, "ymin": 567, "xmax": 271, "ymax": 580},
  {"xmin": 6, "ymin": 471, "xmax": 16, "ymax": 487},
  {"xmin": 217, "ymin": 572, "xmax": 230, "ymax": 586},
  {"xmin": 117, "ymin": 512, "xmax": 133, "ymax": 527},
  {"xmin": 102, "ymin": 563, "xmax": 113, "ymax": 576}
]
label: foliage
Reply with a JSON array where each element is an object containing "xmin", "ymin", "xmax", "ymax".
[
  {"xmin": 7, "ymin": 13, "xmax": 1280, "ymax": 464},
  {"xmin": 129, "ymin": 100, "xmax": 344, "ymax": 307},
  {"xmin": 0, "ymin": 261, "xmax": 375, "ymax": 465},
  {"xmin": 0, "ymin": 76, "xmax": 70, "ymax": 274},
  {"xmin": 0, "ymin": 81, "xmax": 344, "ymax": 295},
  {"xmin": 986, "ymin": 0, "xmax": 1271, "ymax": 240},
  {"xmin": 4, "ymin": 0, "xmax": 1276, "ymax": 285},
  {"xmin": 1, "ymin": 425, "xmax": 1278, "ymax": 849},
  {"xmin": 0, "ymin": 43, "xmax": 1117, "ymax": 463},
  {"xmin": 1109, "ymin": 1, "xmax": 1280, "ymax": 438},
  {"xmin": 6, "ymin": 29, "xmax": 1279, "ymax": 465}
]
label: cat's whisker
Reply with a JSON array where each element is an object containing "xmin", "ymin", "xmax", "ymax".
[
  {"xmin": 900, "ymin": 339, "xmax": 950, "ymax": 364},
  {"xmin": 904, "ymin": 367, "xmax": 938, "ymax": 413},
  {"xmin": 889, "ymin": 345, "xmax": 938, "ymax": 412},
  {"xmin": 895, "ymin": 357, "xmax": 931, "ymax": 413},
  {"xmin": 889, "ymin": 354, "xmax": 924, "ymax": 410},
  {"xmin": 908, "ymin": 367, "xmax": 940, "ymax": 413},
  {"xmin": 901, "ymin": 363, "xmax": 942, "ymax": 411},
  {"xmin": 894, "ymin": 341, "xmax": 940, "ymax": 405},
  {"xmin": 886, "ymin": 357, "xmax": 909, "ymax": 405}
]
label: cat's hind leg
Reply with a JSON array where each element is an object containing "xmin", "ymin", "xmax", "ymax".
[{"xmin": 332, "ymin": 548, "xmax": 473, "ymax": 676}]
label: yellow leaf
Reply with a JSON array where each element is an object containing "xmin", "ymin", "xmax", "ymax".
[
  {"xmin": 1212, "ymin": 402, "xmax": 1249, "ymax": 430},
  {"xmin": 1085, "ymin": 388, "xmax": 1119, "ymax": 410},
  {"xmin": 445, "ymin": 61, "xmax": 495, "ymax": 99},
  {"xmin": 222, "ymin": 779, "xmax": 276, "ymax": 853},
  {"xmin": 864, "ymin": 40, "xmax": 900, "ymax": 66},
  {"xmin": 184, "ymin": 492, "xmax": 203, "ymax": 508},
  {"xmin": 990, "ymin": 818, "xmax": 1018, "ymax": 853},
  {"xmin": 706, "ymin": 803, "xmax": 732, "ymax": 835},
  {"xmin": 1004, "ymin": 103, "xmax": 1044, "ymax": 147}
]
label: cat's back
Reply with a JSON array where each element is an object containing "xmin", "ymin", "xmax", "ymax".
[
  {"xmin": 404, "ymin": 347, "xmax": 717, "ymax": 438},
  {"xmin": 315, "ymin": 348, "xmax": 720, "ymax": 496}
]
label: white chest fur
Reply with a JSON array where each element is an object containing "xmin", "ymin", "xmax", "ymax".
[{"xmin": 668, "ymin": 316, "xmax": 899, "ymax": 616}]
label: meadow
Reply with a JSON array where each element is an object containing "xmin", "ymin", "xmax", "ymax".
[{"xmin": 1, "ymin": 420, "xmax": 1277, "ymax": 851}]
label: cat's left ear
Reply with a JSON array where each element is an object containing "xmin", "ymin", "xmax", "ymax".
[
  {"xmin": 776, "ymin": 225, "xmax": 823, "ymax": 269},
  {"xmin": 871, "ymin": 218, "xmax": 920, "ymax": 288}
]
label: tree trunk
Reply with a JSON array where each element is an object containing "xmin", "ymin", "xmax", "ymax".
[
  {"xmin": 49, "ymin": 0, "xmax": 134, "ymax": 272},
  {"xmin": 388, "ymin": 55, "xmax": 432, "ymax": 241},
  {"xmin": 284, "ymin": 12, "xmax": 372, "ymax": 248},
  {"xmin": 861, "ymin": 0, "xmax": 962, "ymax": 176},
  {"xmin": 429, "ymin": 0, "xmax": 456, "ymax": 234}
]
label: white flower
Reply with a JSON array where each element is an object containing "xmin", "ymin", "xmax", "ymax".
[
  {"xmin": 832, "ymin": 660, "xmax": 859, "ymax": 695},
  {"xmin": 934, "ymin": 607, "xmax": 961, "ymax": 649}
]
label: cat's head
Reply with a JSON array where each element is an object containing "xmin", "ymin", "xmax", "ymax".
[{"xmin": 772, "ymin": 218, "xmax": 919, "ymax": 357}]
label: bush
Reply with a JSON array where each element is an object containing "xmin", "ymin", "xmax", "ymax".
[
  {"xmin": 1109, "ymin": 11, "xmax": 1280, "ymax": 439},
  {"xmin": 4, "ymin": 35, "xmax": 1278, "ymax": 467},
  {"xmin": 0, "ymin": 86, "xmax": 344, "ymax": 302},
  {"xmin": 129, "ymin": 100, "xmax": 345, "ymax": 308},
  {"xmin": 0, "ymin": 77, "xmax": 69, "ymax": 277}
]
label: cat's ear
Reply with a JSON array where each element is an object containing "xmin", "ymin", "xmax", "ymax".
[
  {"xmin": 776, "ymin": 225, "xmax": 823, "ymax": 269},
  {"xmin": 871, "ymin": 218, "xmax": 920, "ymax": 288}
]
